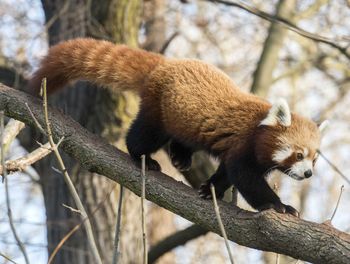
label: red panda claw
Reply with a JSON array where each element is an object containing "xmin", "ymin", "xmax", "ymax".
[{"xmin": 198, "ymin": 193, "xmax": 206, "ymax": 198}]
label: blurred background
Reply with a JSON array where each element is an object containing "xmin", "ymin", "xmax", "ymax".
[{"xmin": 0, "ymin": 0, "xmax": 349, "ymax": 263}]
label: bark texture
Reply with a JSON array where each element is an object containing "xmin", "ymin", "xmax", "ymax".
[
  {"xmin": 34, "ymin": 1, "xmax": 143, "ymax": 263},
  {"xmin": 1, "ymin": 84, "xmax": 350, "ymax": 264}
]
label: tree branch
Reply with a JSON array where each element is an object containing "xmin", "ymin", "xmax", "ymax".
[
  {"xmin": 250, "ymin": 0, "xmax": 297, "ymax": 97},
  {"xmin": 0, "ymin": 142, "xmax": 52, "ymax": 175},
  {"xmin": 148, "ymin": 225, "xmax": 208, "ymax": 264},
  {"xmin": 0, "ymin": 83, "xmax": 350, "ymax": 263},
  {"xmin": 206, "ymin": 0, "xmax": 350, "ymax": 60}
]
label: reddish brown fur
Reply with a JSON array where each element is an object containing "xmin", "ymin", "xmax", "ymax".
[
  {"xmin": 28, "ymin": 38, "xmax": 164, "ymax": 94},
  {"xmin": 28, "ymin": 38, "xmax": 322, "ymax": 216},
  {"xmin": 255, "ymin": 115, "xmax": 320, "ymax": 168},
  {"xmin": 28, "ymin": 38, "xmax": 277, "ymax": 158},
  {"xmin": 28, "ymin": 38, "xmax": 321, "ymax": 166}
]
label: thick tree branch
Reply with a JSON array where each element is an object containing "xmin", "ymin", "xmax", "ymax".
[{"xmin": 0, "ymin": 84, "xmax": 350, "ymax": 263}]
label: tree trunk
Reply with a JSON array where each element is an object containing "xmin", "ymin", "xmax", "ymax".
[
  {"xmin": 36, "ymin": 1, "xmax": 143, "ymax": 263},
  {"xmin": 250, "ymin": 0, "xmax": 296, "ymax": 97}
]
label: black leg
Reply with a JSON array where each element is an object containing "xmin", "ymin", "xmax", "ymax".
[
  {"xmin": 198, "ymin": 162, "xmax": 232, "ymax": 199},
  {"xmin": 168, "ymin": 140, "xmax": 193, "ymax": 171},
  {"xmin": 126, "ymin": 111, "xmax": 169, "ymax": 171},
  {"xmin": 227, "ymin": 158, "xmax": 299, "ymax": 217}
]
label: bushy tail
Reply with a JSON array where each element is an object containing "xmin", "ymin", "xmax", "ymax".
[{"xmin": 27, "ymin": 38, "xmax": 165, "ymax": 95}]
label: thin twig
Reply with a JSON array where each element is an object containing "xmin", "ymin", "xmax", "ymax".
[
  {"xmin": 276, "ymin": 253, "xmax": 280, "ymax": 264},
  {"xmin": 1, "ymin": 119, "xmax": 25, "ymax": 157},
  {"xmin": 141, "ymin": 155, "xmax": 148, "ymax": 264},
  {"xmin": 48, "ymin": 225, "xmax": 82, "ymax": 264},
  {"xmin": 0, "ymin": 142, "xmax": 52, "ymax": 175},
  {"xmin": 318, "ymin": 150, "xmax": 350, "ymax": 185},
  {"xmin": 40, "ymin": 78, "xmax": 102, "ymax": 264},
  {"xmin": 48, "ymin": 187, "xmax": 114, "ymax": 264},
  {"xmin": 0, "ymin": 252, "xmax": 18, "ymax": 264},
  {"xmin": 62, "ymin": 203, "xmax": 82, "ymax": 215},
  {"xmin": 207, "ymin": 0, "xmax": 350, "ymax": 60},
  {"xmin": 159, "ymin": 32, "xmax": 179, "ymax": 54},
  {"xmin": 112, "ymin": 185, "xmax": 124, "ymax": 264},
  {"xmin": 1, "ymin": 111, "xmax": 30, "ymax": 264},
  {"xmin": 330, "ymin": 185, "xmax": 345, "ymax": 222},
  {"xmin": 1, "ymin": 112, "xmax": 4, "ymax": 183},
  {"xmin": 210, "ymin": 184, "xmax": 234, "ymax": 264},
  {"xmin": 25, "ymin": 102, "xmax": 46, "ymax": 134}
]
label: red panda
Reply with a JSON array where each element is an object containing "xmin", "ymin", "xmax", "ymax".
[{"xmin": 28, "ymin": 38, "xmax": 327, "ymax": 217}]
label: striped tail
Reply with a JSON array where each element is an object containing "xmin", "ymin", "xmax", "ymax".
[{"xmin": 27, "ymin": 38, "xmax": 164, "ymax": 95}]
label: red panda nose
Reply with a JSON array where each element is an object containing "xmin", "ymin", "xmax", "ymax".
[{"xmin": 304, "ymin": 170, "xmax": 312, "ymax": 178}]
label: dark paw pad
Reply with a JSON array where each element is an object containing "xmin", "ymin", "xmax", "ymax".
[{"xmin": 198, "ymin": 181, "xmax": 225, "ymax": 200}]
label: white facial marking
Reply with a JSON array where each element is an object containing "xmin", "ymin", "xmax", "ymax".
[
  {"xmin": 259, "ymin": 98, "xmax": 291, "ymax": 127},
  {"xmin": 289, "ymin": 159, "xmax": 313, "ymax": 180},
  {"xmin": 272, "ymin": 146, "xmax": 293, "ymax": 163},
  {"xmin": 303, "ymin": 148, "xmax": 309, "ymax": 157}
]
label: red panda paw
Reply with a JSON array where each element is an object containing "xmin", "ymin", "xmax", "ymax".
[
  {"xmin": 198, "ymin": 182, "xmax": 225, "ymax": 200},
  {"xmin": 168, "ymin": 141, "xmax": 192, "ymax": 171},
  {"xmin": 146, "ymin": 158, "xmax": 161, "ymax": 171},
  {"xmin": 283, "ymin": 204, "xmax": 300, "ymax": 218},
  {"xmin": 259, "ymin": 202, "xmax": 299, "ymax": 217},
  {"xmin": 171, "ymin": 155, "xmax": 192, "ymax": 171}
]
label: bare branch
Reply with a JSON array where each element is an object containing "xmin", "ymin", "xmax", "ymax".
[
  {"xmin": 0, "ymin": 111, "xmax": 30, "ymax": 264},
  {"xmin": 330, "ymin": 185, "xmax": 345, "ymax": 222},
  {"xmin": 0, "ymin": 252, "xmax": 18, "ymax": 264},
  {"xmin": 25, "ymin": 102, "xmax": 45, "ymax": 134},
  {"xmin": 1, "ymin": 84, "xmax": 350, "ymax": 263},
  {"xmin": 148, "ymin": 224, "xmax": 208, "ymax": 263},
  {"xmin": 141, "ymin": 155, "xmax": 148, "ymax": 264},
  {"xmin": 159, "ymin": 32, "xmax": 179, "ymax": 54},
  {"xmin": 250, "ymin": 0, "xmax": 297, "ymax": 96},
  {"xmin": 48, "ymin": 188, "xmax": 114, "ymax": 264},
  {"xmin": 112, "ymin": 185, "xmax": 124, "ymax": 264},
  {"xmin": 62, "ymin": 203, "xmax": 82, "ymax": 215},
  {"xmin": 318, "ymin": 150, "xmax": 350, "ymax": 185},
  {"xmin": 0, "ymin": 142, "xmax": 52, "ymax": 175},
  {"xmin": 275, "ymin": 253, "xmax": 280, "ymax": 264},
  {"xmin": 1, "ymin": 119, "xmax": 25, "ymax": 156},
  {"xmin": 40, "ymin": 79, "xmax": 103, "ymax": 264},
  {"xmin": 210, "ymin": 184, "xmax": 235, "ymax": 264},
  {"xmin": 294, "ymin": 0, "xmax": 328, "ymax": 20},
  {"xmin": 206, "ymin": 0, "xmax": 350, "ymax": 60}
]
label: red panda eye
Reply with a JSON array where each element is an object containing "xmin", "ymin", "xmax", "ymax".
[{"xmin": 296, "ymin": 153, "xmax": 304, "ymax": 161}]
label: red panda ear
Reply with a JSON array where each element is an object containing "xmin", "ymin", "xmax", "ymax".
[{"xmin": 259, "ymin": 98, "xmax": 291, "ymax": 127}]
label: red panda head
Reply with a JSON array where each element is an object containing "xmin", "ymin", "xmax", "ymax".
[{"xmin": 255, "ymin": 99, "xmax": 328, "ymax": 180}]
